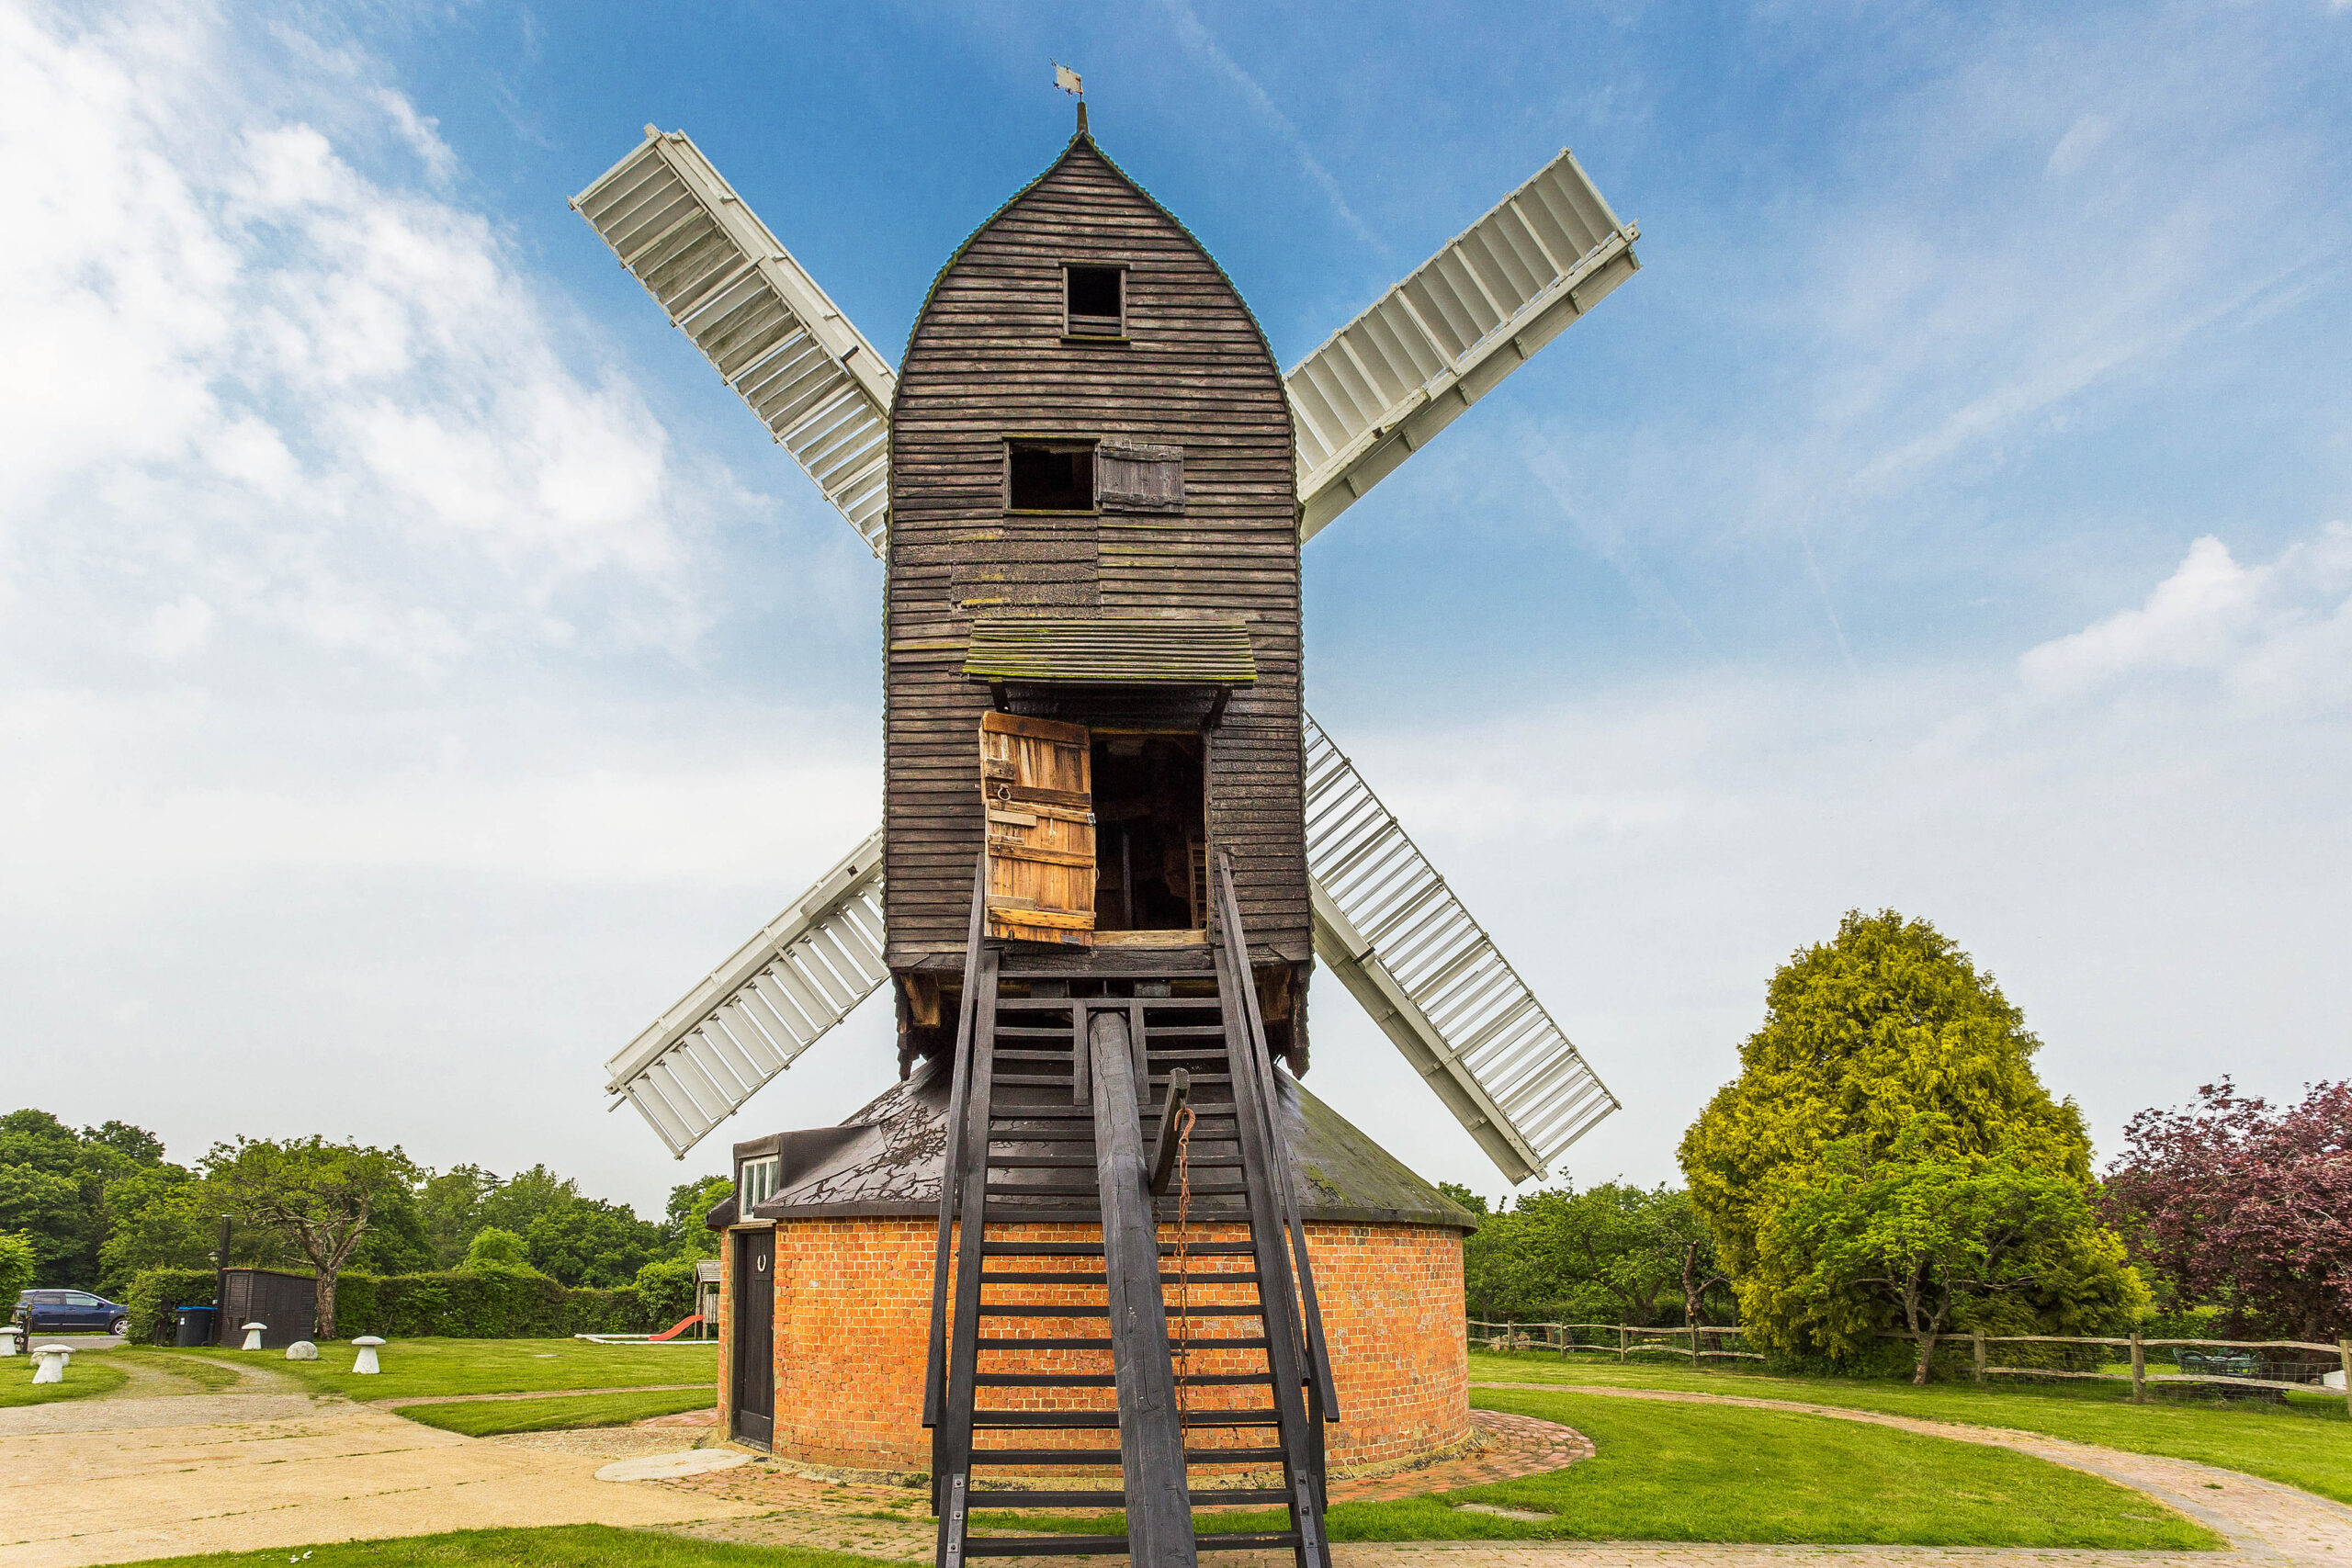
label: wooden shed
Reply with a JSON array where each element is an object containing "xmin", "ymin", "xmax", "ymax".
[{"xmin": 882, "ymin": 127, "xmax": 1307, "ymax": 1055}]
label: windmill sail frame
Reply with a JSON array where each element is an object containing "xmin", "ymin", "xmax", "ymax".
[
  {"xmin": 1285, "ymin": 149, "xmax": 1638, "ymax": 542},
  {"xmin": 571, "ymin": 129, "xmax": 898, "ymax": 556},
  {"xmin": 604, "ymin": 829, "xmax": 887, "ymax": 1156}
]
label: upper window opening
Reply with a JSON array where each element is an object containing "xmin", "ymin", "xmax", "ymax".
[
  {"xmin": 1008, "ymin": 441, "xmax": 1096, "ymax": 513},
  {"xmin": 1065, "ymin": 265, "xmax": 1125, "ymax": 337}
]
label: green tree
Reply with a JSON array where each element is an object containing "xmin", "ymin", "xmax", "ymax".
[
  {"xmin": 0, "ymin": 1110, "xmax": 171, "ymax": 1287},
  {"xmin": 0, "ymin": 1164, "xmax": 84, "ymax": 1280},
  {"xmin": 524, "ymin": 1198, "xmax": 662, "ymax": 1287},
  {"xmin": 206, "ymin": 1137, "xmax": 421, "ymax": 1337},
  {"xmin": 662, "ymin": 1175, "xmax": 733, "ymax": 1260},
  {"xmin": 477, "ymin": 1165, "xmax": 580, "ymax": 1237},
  {"xmin": 1758, "ymin": 1124, "xmax": 2144, "ymax": 1382},
  {"xmin": 0, "ymin": 1232, "xmax": 36, "ymax": 1305},
  {"xmin": 1680, "ymin": 909, "xmax": 2131, "ymax": 1362},
  {"xmin": 462, "ymin": 1225, "xmax": 536, "ymax": 1272},
  {"xmin": 420, "ymin": 1164, "xmax": 502, "ymax": 1269}
]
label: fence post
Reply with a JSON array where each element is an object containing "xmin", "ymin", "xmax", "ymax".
[
  {"xmin": 2130, "ymin": 1331, "xmax": 2146, "ymax": 1404},
  {"xmin": 1557, "ymin": 1323, "xmax": 1568, "ymax": 1361},
  {"xmin": 1972, "ymin": 1329, "xmax": 1985, "ymax": 1386},
  {"xmin": 1618, "ymin": 1325, "xmax": 1628, "ymax": 1364},
  {"xmin": 2340, "ymin": 1339, "xmax": 2350, "ymax": 1418}
]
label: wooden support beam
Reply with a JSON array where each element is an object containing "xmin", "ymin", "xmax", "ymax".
[
  {"xmin": 1148, "ymin": 1068, "xmax": 1193, "ymax": 1196},
  {"xmin": 1089, "ymin": 1010, "xmax": 1196, "ymax": 1568}
]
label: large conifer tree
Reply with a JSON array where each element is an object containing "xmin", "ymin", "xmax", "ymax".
[{"xmin": 1679, "ymin": 909, "xmax": 2137, "ymax": 1359}]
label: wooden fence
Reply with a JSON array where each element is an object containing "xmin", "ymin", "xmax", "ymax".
[
  {"xmin": 1468, "ymin": 1320, "xmax": 2352, "ymax": 1413},
  {"xmin": 1467, "ymin": 1319, "xmax": 1762, "ymax": 1366}
]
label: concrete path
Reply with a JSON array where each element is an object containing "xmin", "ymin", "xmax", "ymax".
[{"xmin": 0, "ymin": 1360, "xmax": 755, "ymax": 1568}]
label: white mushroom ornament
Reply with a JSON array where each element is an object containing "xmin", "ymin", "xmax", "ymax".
[{"xmin": 350, "ymin": 1335, "xmax": 385, "ymax": 1374}]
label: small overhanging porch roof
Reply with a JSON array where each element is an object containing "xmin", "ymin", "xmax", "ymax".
[{"xmin": 962, "ymin": 615, "xmax": 1257, "ymax": 690}]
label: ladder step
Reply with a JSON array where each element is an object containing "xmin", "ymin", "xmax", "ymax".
[
  {"xmin": 967, "ymin": 1450, "xmax": 1124, "ymax": 1466},
  {"xmin": 974, "ymin": 1372, "xmax": 1276, "ymax": 1388},
  {"xmin": 975, "ymin": 1414, "xmax": 1259, "ymax": 1432},
  {"xmin": 984, "ymin": 1182, "xmax": 1098, "ymax": 1196},
  {"xmin": 964, "ymin": 1536, "xmax": 1129, "ymax": 1557},
  {"xmin": 964, "ymin": 1489, "xmax": 1291, "ymax": 1510},
  {"xmin": 974, "ymin": 1336, "xmax": 1271, "ymax": 1350},
  {"xmin": 981, "ymin": 1305, "xmax": 1112, "ymax": 1318},
  {"xmin": 978, "ymin": 1271, "xmax": 1261, "ymax": 1286},
  {"xmin": 977, "ymin": 1241, "xmax": 1256, "ymax": 1257},
  {"xmin": 986, "ymin": 1155, "xmax": 1094, "ymax": 1168},
  {"xmin": 1201, "ymin": 1533, "xmax": 1306, "ymax": 1552}
]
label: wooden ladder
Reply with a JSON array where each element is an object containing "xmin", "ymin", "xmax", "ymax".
[{"xmin": 924, "ymin": 858, "xmax": 1338, "ymax": 1568}]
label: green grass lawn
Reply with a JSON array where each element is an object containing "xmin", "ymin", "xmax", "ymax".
[
  {"xmin": 1468, "ymin": 1348, "xmax": 2352, "ymax": 1506},
  {"xmin": 86, "ymin": 1526, "xmax": 878, "ymax": 1568},
  {"xmin": 399, "ymin": 1388, "xmax": 717, "ymax": 1437},
  {"xmin": 199, "ymin": 1337, "xmax": 715, "ymax": 1401},
  {"xmin": 103, "ymin": 1347, "xmax": 250, "ymax": 1391},
  {"xmin": 0, "ymin": 1351, "xmax": 129, "ymax": 1406},
  {"xmin": 976, "ymin": 1385, "xmax": 2216, "ymax": 1549}
]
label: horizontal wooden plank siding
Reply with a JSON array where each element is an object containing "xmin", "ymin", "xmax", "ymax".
[{"xmin": 886, "ymin": 132, "xmax": 1306, "ymax": 969}]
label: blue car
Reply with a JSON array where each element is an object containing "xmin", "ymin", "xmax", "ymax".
[{"xmin": 14, "ymin": 1290, "xmax": 131, "ymax": 1337}]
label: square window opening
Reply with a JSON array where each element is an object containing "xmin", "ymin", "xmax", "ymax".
[
  {"xmin": 1090, "ymin": 731, "xmax": 1206, "ymax": 932},
  {"xmin": 1065, "ymin": 265, "xmax": 1125, "ymax": 336},
  {"xmin": 1008, "ymin": 441, "xmax": 1096, "ymax": 512}
]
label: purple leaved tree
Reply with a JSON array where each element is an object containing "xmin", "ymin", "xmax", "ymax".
[{"xmin": 2103, "ymin": 1078, "xmax": 2352, "ymax": 1344}]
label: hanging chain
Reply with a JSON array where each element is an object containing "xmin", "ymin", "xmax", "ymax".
[{"xmin": 1170, "ymin": 1102, "xmax": 1198, "ymax": 1420}]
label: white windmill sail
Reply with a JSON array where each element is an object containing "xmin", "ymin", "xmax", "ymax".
[
  {"xmin": 604, "ymin": 830, "xmax": 887, "ymax": 1157},
  {"xmin": 571, "ymin": 128, "xmax": 897, "ymax": 556},
  {"xmin": 1303, "ymin": 714, "xmax": 1617, "ymax": 1183},
  {"xmin": 1285, "ymin": 150, "xmax": 1639, "ymax": 542}
]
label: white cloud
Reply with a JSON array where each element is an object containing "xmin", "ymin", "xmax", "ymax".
[
  {"xmin": 0, "ymin": 0, "xmax": 705, "ymax": 679},
  {"xmin": 2045, "ymin": 112, "xmax": 2112, "ymax": 179},
  {"xmin": 1299, "ymin": 522, "xmax": 2352, "ymax": 1204},
  {"xmin": 2019, "ymin": 526, "xmax": 2352, "ymax": 710}
]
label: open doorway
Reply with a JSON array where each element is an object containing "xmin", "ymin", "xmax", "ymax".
[{"xmin": 1090, "ymin": 731, "xmax": 1205, "ymax": 937}]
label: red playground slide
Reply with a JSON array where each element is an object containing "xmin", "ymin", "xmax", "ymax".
[{"xmin": 648, "ymin": 1314, "xmax": 705, "ymax": 1342}]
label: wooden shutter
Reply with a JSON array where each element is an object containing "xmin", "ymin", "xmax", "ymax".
[
  {"xmin": 979, "ymin": 712, "xmax": 1096, "ymax": 944},
  {"xmin": 1096, "ymin": 440, "xmax": 1183, "ymax": 513}
]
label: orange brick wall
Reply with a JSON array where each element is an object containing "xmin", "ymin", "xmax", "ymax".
[{"xmin": 716, "ymin": 1215, "xmax": 1468, "ymax": 1477}]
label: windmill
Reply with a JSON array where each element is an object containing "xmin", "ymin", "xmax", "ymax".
[{"xmin": 573, "ymin": 106, "xmax": 1640, "ymax": 1568}]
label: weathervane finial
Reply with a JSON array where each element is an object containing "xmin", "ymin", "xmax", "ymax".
[{"xmin": 1053, "ymin": 62, "xmax": 1086, "ymax": 135}]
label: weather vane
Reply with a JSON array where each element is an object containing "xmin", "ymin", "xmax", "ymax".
[{"xmin": 1052, "ymin": 61, "xmax": 1082, "ymax": 96}]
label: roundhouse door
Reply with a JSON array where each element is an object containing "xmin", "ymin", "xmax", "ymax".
[{"xmin": 730, "ymin": 1230, "xmax": 775, "ymax": 1447}]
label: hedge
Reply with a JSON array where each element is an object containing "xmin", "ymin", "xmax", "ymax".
[
  {"xmin": 128, "ymin": 1268, "xmax": 219, "ymax": 1342},
  {"xmin": 129, "ymin": 1262, "xmax": 689, "ymax": 1342}
]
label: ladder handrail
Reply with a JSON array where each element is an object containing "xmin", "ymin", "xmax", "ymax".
[
  {"xmin": 1214, "ymin": 852, "xmax": 1341, "ymax": 1421},
  {"xmin": 923, "ymin": 852, "xmax": 990, "ymax": 1435}
]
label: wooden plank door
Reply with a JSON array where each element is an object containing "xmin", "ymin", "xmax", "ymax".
[
  {"xmin": 978, "ymin": 712, "xmax": 1096, "ymax": 944},
  {"xmin": 731, "ymin": 1229, "xmax": 775, "ymax": 1447}
]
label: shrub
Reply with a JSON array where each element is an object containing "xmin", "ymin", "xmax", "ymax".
[
  {"xmin": 0, "ymin": 1232, "xmax": 37, "ymax": 1305},
  {"xmin": 127, "ymin": 1267, "xmax": 219, "ymax": 1342},
  {"xmin": 463, "ymin": 1227, "xmax": 530, "ymax": 1270},
  {"xmin": 633, "ymin": 1258, "xmax": 697, "ymax": 1327}
]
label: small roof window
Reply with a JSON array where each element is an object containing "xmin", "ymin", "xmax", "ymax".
[{"xmin": 1065, "ymin": 265, "xmax": 1125, "ymax": 338}]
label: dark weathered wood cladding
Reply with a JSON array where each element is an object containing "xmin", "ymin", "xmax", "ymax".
[{"xmin": 885, "ymin": 133, "xmax": 1306, "ymax": 970}]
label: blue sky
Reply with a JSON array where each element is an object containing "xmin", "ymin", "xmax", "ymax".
[{"xmin": 3, "ymin": 0, "xmax": 2347, "ymax": 1215}]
